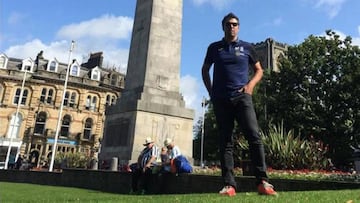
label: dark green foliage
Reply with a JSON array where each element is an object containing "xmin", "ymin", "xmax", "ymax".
[
  {"xmin": 193, "ymin": 102, "xmax": 220, "ymax": 163},
  {"xmin": 55, "ymin": 152, "xmax": 90, "ymax": 169},
  {"xmin": 261, "ymin": 123, "xmax": 329, "ymax": 170},
  {"xmin": 255, "ymin": 30, "xmax": 360, "ymax": 167},
  {"xmin": 234, "ymin": 122, "xmax": 329, "ymax": 170}
]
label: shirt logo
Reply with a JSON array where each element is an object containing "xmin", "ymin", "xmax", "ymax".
[{"xmin": 235, "ymin": 46, "xmax": 244, "ymax": 56}]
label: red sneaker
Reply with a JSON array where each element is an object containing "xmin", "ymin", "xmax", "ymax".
[
  {"xmin": 257, "ymin": 180, "xmax": 278, "ymax": 196},
  {"xmin": 219, "ymin": 186, "xmax": 236, "ymax": 196}
]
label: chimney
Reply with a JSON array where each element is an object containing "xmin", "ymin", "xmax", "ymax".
[{"xmin": 82, "ymin": 52, "xmax": 103, "ymax": 69}]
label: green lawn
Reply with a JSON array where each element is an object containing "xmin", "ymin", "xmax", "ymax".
[{"xmin": 1, "ymin": 182, "xmax": 359, "ymax": 203}]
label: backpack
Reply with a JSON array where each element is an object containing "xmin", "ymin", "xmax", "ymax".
[{"xmin": 174, "ymin": 155, "xmax": 192, "ymax": 173}]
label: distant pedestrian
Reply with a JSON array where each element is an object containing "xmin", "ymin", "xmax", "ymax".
[
  {"xmin": 131, "ymin": 137, "xmax": 159, "ymax": 194},
  {"xmin": 164, "ymin": 138, "xmax": 181, "ymax": 160},
  {"xmin": 164, "ymin": 138, "xmax": 181, "ymax": 173},
  {"xmin": 15, "ymin": 155, "xmax": 23, "ymax": 169}
]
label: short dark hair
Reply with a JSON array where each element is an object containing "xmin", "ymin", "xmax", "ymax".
[{"xmin": 222, "ymin": 12, "xmax": 239, "ymax": 30}]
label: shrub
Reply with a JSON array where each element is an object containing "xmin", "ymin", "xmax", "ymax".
[
  {"xmin": 261, "ymin": 123, "xmax": 329, "ymax": 170},
  {"xmin": 55, "ymin": 152, "xmax": 91, "ymax": 169},
  {"xmin": 235, "ymin": 122, "xmax": 330, "ymax": 170}
]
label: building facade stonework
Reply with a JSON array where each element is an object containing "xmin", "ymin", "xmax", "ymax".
[
  {"xmin": 0, "ymin": 51, "xmax": 124, "ymax": 168},
  {"xmin": 254, "ymin": 38, "xmax": 288, "ymax": 72}
]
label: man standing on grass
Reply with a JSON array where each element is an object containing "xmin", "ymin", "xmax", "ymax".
[{"xmin": 201, "ymin": 12, "xmax": 277, "ymax": 196}]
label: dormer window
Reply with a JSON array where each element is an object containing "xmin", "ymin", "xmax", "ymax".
[
  {"xmin": 70, "ymin": 61, "xmax": 81, "ymax": 77},
  {"xmin": 21, "ymin": 58, "xmax": 34, "ymax": 72},
  {"xmin": 91, "ymin": 67, "xmax": 101, "ymax": 81},
  {"xmin": 0, "ymin": 54, "xmax": 9, "ymax": 69},
  {"xmin": 47, "ymin": 59, "xmax": 58, "ymax": 72},
  {"xmin": 111, "ymin": 74, "xmax": 118, "ymax": 86},
  {"xmin": 71, "ymin": 65, "xmax": 78, "ymax": 76}
]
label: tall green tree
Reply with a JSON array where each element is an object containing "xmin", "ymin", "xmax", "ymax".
[
  {"xmin": 259, "ymin": 30, "xmax": 360, "ymax": 165},
  {"xmin": 193, "ymin": 102, "xmax": 220, "ymax": 163}
]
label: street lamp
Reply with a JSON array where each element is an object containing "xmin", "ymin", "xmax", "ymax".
[
  {"xmin": 49, "ymin": 41, "xmax": 75, "ymax": 172},
  {"xmin": 200, "ymin": 96, "xmax": 208, "ymax": 168},
  {"xmin": 4, "ymin": 69, "xmax": 28, "ymax": 169}
]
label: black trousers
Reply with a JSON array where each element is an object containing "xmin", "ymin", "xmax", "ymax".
[
  {"xmin": 212, "ymin": 93, "xmax": 268, "ymax": 189},
  {"xmin": 131, "ymin": 167, "xmax": 153, "ymax": 192}
]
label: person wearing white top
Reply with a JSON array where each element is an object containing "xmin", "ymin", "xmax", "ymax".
[
  {"xmin": 131, "ymin": 137, "xmax": 159, "ymax": 194},
  {"xmin": 164, "ymin": 138, "xmax": 181, "ymax": 159}
]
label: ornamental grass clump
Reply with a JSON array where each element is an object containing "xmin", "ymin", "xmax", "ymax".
[{"xmin": 261, "ymin": 123, "xmax": 329, "ymax": 170}]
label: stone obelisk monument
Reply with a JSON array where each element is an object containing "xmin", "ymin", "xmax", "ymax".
[{"xmin": 99, "ymin": 0, "xmax": 194, "ymax": 164}]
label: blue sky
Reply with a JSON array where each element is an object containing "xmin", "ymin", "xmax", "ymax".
[{"xmin": 1, "ymin": 0, "xmax": 360, "ymax": 122}]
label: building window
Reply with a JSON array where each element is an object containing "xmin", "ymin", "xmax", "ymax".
[
  {"xmin": 47, "ymin": 89, "xmax": 54, "ymax": 104},
  {"xmin": 60, "ymin": 115, "xmax": 71, "ymax": 137},
  {"xmin": 106, "ymin": 95, "xmax": 111, "ymax": 106},
  {"xmin": 70, "ymin": 92, "xmax": 76, "ymax": 107},
  {"xmin": 40, "ymin": 88, "xmax": 46, "ymax": 103},
  {"xmin": 106, "ymin": 95, "xmax": 116, "ymax": 107},
  {"xmin": 0, "ymin": 85, "xmax": 3, "ymax": 104},
  {"xmin": 7, "ymin": 113, "xmax": 22, "ymax": 138},
  {"xmin": 83, "ymin": 118, "xmax": 93, "ymax": 140},
  {"xmin": 91, "ymin": 69, "xmax": 100, "ymax": 81},
  {"xmin": 34, "ymin": 112, "xmax": 47, "ymax": 135},
  {"xmin": 111, "ymin": 74, "xmax": 117, "ymax": 86},
  {"xmin": 85, "ymin": 95, "xmax": 98, "ymax": 111},
  {"xmin": 63, "ymin": 91, "xmax": 77, "ymax": 108},
  {"xmin": 111, "ymin": 96, "xmax": 116, "ymax": 105},
  {"xmin": 21, "ymin": 58, "xmax": 34, "ymax": 72},
  {"xmin": 13, "ymin": 88, "xmax": 29, "ymax": 105},
  {"xmin": 48, "ymin": 60, "xmax": 58, "ymax": 72},
  {"xmin": 63, "ymin": 91, "xmax": 69, "ymax": 106},
  {"xmin": 71, "ymin": 65, "xmax": 79, "ymax": 76},
  {"xmin": 91, "ymin": 97, "xmax": 97, "ymax": 111},
  {"xmin": 85, "ymin": 96, "xmax": 91, "ymax": 110},
  {"xmin": 40, "ymin": 88, "xmax": 54, "ymax": 104},
  {"xmin": 0, "ymin": 54, "xmax": 8, "ymax": 69}
]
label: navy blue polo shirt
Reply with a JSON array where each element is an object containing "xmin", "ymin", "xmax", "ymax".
[{"xmin": 204, "ymin": 38, "xmax": 259, "ymax": 99}]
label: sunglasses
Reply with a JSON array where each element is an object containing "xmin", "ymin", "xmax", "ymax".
[{"xmin": 225, "ymin": 22, "xmax": 239, "ymax": 27}]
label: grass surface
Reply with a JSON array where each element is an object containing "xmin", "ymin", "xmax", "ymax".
[{"xmin": 1, "ymin": 182, "xmax": 360, "ymax": 203}]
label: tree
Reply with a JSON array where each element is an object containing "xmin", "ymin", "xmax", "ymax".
[
  {"xmin": 193, "ymin": 102, "xmax": 220, "ymax": 164},
  {"xmin": 259, "ymin": 30, "xmax": 360, "ymax": 166}
]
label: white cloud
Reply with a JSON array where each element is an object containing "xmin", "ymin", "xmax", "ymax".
[
  {"xmin": 309, "ymin": 0, "xmax": 347, "ymax": 18},
  {"xmin": 191, "ymin": 0, "xmax": 235, "ymax": 10},
  {"xmin": 318, "ymin": 29, "xmax": 360, "ymax": 48},
  {"xmin": 180, "ymin": 75, "xmax": 199, "ymax": 108},
  {"xmin": 272, "ymin": 17, "xmax": 283, "ymax": 26},
  {"xmin": 180, "ymin": 75, "xmax": 203, "ymax": 122},
  {"xmin": 354, "ymin": 26, "xmax": 360, "ymax": 46},
  {"xmin": 56, "ymin": 14, "xmax": 133, "ymax": 40},
  {"xmin": 259, "ymin": 17, "xmax": 283, "ymax": 28},
  {"xmin": 7, "ymin": 12, "xmax": 26, "ymax": 25},
  {"xmin": 5, "ymin": 15, "xmax": 133, "ymax": 73}
]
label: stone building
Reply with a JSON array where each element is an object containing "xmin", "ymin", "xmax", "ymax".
[
  {"xmin": 254, "ymin": 38, "xmax": 288, "ymax": 72},
  {"xmin": 0, "ymin": 51, "xmax": 124, "ymax": 168}
]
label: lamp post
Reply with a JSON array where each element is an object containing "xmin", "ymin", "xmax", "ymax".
[
  {"xmin": 4, "ymin": 69, "xmax": 28, "ymax": 169},
  {"xmin": 49, "ymin": 41, "xmax": 75, "ymax": 172},
  {"xmin": 200, "ymin": 96, "xmax": 207, "ymax": 168}
]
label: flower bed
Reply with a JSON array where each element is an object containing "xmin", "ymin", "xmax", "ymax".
[{"xmin": 193, "ymin": 166, "xmax": 360, "ymax": 183}]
